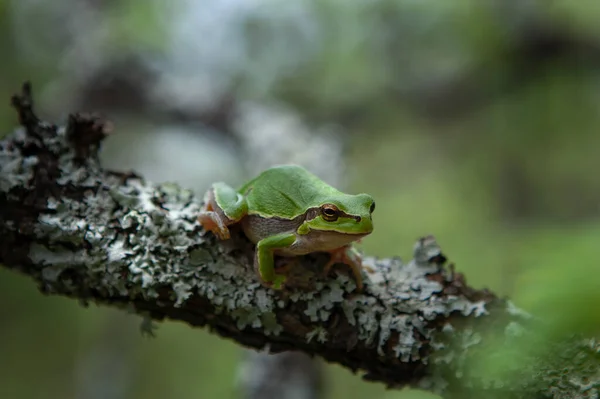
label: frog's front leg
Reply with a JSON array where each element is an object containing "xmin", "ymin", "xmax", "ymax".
[
  {"xmin": 198, "ymin": 182, "xmax": 247, "ymax": 240},
  {"xmin": 255, "ymin": 233, "xmax": 296, "ymax": 289},
  {"xmin": 323, "ymin": 245, "xmax": 364, "ymax": 292}
]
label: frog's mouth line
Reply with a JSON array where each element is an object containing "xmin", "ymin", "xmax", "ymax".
[
  {"xmin": 335, "ymin": 210, "xmax": 363, "ymax": 222},
  {"xmin": 341, "ymin": 231, "xmax": 370, "ymax": 236},
  {"xmin": 311, "ymin": 229, "xmax": 372, "ymax": 237}
]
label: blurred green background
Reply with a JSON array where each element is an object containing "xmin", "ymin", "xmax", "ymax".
[{"xmin": 1, "ymin": 0, "xmax": 599, "ymax": 398}]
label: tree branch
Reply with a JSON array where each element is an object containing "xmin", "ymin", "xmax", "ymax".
[{"xmin": 1, "ymin": 83, "xmax": 598, "ymax": 398}]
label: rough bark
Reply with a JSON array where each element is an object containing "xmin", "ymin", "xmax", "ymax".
[{"xmin": 1, "ymin": 83, "xmax": 599, "ymax": 399}]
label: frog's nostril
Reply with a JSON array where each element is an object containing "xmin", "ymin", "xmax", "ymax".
[{"xmin": 355, "ymin": 216, "xmax": 362, "ymax": 222}]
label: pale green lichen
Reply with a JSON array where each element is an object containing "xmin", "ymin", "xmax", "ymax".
[
  {"xmin": 261, "ymin": 313, "xmax": 283, "ymax": 336},
  {"xmin": 188, "ymin": 248, "xmax": 213, "ymax": 267},
  {"xmin": 304, "ymin": 283, "xmax": 346, "ymax": 322},
  {"xmin": 172, "ymin": 281, "xmax": 193, "ymax": 306},
  {"xmin": 306, "ymin": 326, "xmax": 328, "ymax": 343},
  {"xmin": 341, "ymin": 300, "xmax": 358, "ymax": 326},
  {"xmin": 0, "ymin": 132, "xmax": 37, "ymax": 191}
]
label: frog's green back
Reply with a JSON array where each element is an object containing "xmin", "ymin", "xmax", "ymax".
[{"xmin": 238, "ymin": 165, "xmax": 342, "ymax": 219}]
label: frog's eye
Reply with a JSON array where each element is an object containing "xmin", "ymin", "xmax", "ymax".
[
  {"xmin": 321, "ymin": 204, "xmax": 339, "ymax": 222},
  {"xmin": 370, "ymin": 201, "xmax": 375, "ymax": 213}
]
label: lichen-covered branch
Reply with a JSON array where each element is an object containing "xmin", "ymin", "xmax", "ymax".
[{"xmin": 1, "ymin": 84, "xmax": 599, "ymax": 399}]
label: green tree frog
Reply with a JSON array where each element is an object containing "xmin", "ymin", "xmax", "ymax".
[{"xmin": 197, "ymin": 165, "xmax": 375, "ymax": 291}]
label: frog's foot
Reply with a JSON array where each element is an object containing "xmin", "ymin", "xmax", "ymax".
[
  {"xmin": 258, "ymin": 258, "xmax": 297, "ymax": 290},
  {"xmin": 323, "ymin": 246, "xmax": 364, "ymax": 292},
  {"xmin": 261, "ymin": 274, "xmax": 287, "ymax": 290},
  {"xmin": 198, "ymin": 201, "xmax": 231, "ymax": 240}
]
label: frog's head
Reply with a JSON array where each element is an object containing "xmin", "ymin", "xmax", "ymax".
[{"xmin": 302, "ymin": 193, "xmax": 375, "ymax": 236}]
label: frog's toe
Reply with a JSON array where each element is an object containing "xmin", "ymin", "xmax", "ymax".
[
  {"xmin": 214, "ymin": 228, "xmax": 231, "ymax": 240},
  {"xmin": 268, "ymin": 274, "xmax": 287, "ymax": 290},
  {"xmin": 198, "ymin": 212, "xmax": 231, "ymax": 240}
]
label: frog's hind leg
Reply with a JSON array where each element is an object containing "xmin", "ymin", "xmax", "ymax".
[
  {"xmin": 323, "ymin": 245, "xmax": 364, "ymax": 292},
  {"xmin": 198, "ymin": 183, "xmax": 247, "ymax": 240}
]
